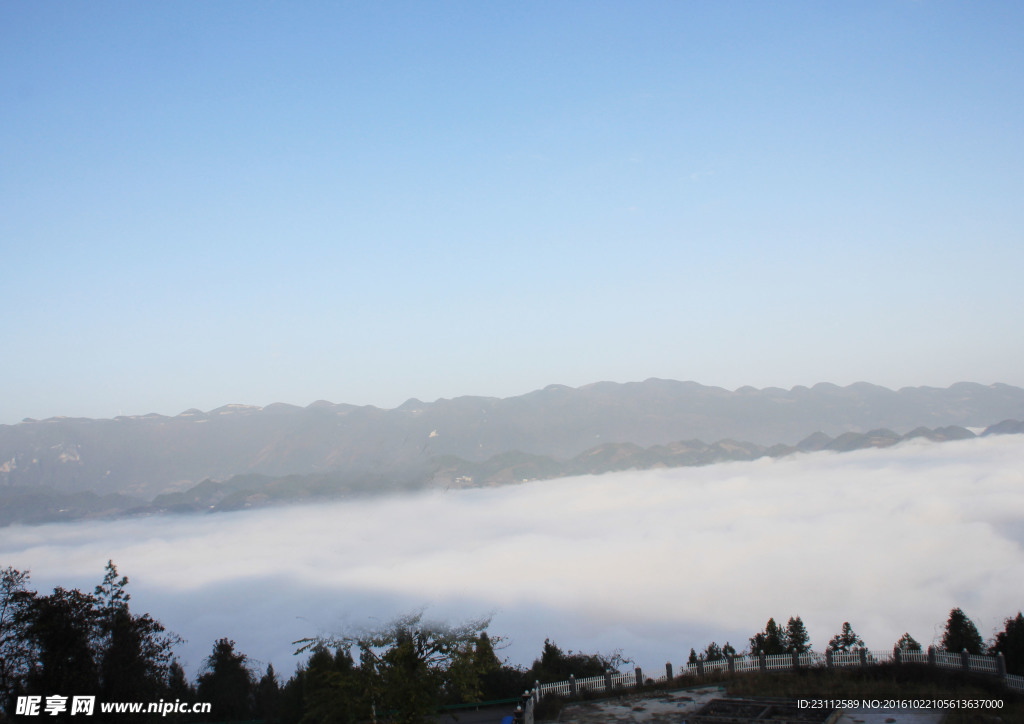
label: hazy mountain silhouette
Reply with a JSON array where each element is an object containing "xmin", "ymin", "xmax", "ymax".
[
  {"xmin": 1, "ymin": 380, "xmax": 1022, "ymax": 516},
  {"xmin": 4, "ymin": 419, "xmax": 1022, "ymax": 526}
]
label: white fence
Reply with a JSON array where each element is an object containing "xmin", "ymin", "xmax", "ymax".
[
  {"xmin": 511, "ymin": 646, "xmax": 1018, "ymax": 723},
  {"xmin": 685, "ymin": 646, "xmax": 1012, "ymax": 680}
]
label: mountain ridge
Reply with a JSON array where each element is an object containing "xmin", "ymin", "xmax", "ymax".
[{"xmin": 2, "ymin": 379, "xmax": 1023, "ymax": 501}]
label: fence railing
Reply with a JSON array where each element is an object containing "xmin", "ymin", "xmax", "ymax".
[{"xmin": 510, "ymin": 646, "xmax": 1019, "ymax": 724}]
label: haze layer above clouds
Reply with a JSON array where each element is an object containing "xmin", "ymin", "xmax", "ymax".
[{"xmin": 2, "ymin": 435, "xmax": 1021, "ymax": 677}]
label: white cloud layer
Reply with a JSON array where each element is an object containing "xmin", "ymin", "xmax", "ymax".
[{"xmin": 2, "ymin": 435, "xmax": 1023, "ymax": 678}]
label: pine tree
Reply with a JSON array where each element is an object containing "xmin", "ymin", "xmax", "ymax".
[
  {"xmin": 472, "ymin": 631, "xmax": 516, "ymax": 701},
  {"xmin": 894, "ymin": 633, "xmax": 922, "ymax": 652},
  {"xmin": 161, "ymin": 660, "xmax": 196, "ymax": 724},
  {"xmin": 166, "ymin": 660, "xmax": 194, "ymax": 700},
  {"xmin": 254, "ymin": 663, "xmax": 281, "ymax": 723},
  {"xmin": 749, "ymin": 618, "xmax": 788, "ymax": 655},
  {"xmin": 703, "ymin": 642, "xmax": 724, "ymax": 661},
  {"xmin": 828, "ymin": 622, "xmax": 864, "ymax": 652},
  {"xmin": 786, "ymin": 617, "xmax": 811, "ymax": 653},
  {"xmin": 94, "ymin": 562, "xmax": 179, "ymax": 705},
  {"xmin": 298, "ymin": 646, "xmax": 361, "ymax": 724},
  {"xmin": 95, "ymin": 560, "xmax": 130, "ymax": 620},
  {"xmin": 991, "ymin": 612, "xmax": 1024, "ymax": 676},
  {"xmin": 1, "ymin": 564, "xmax": 180, "ymax": 720},
  {"xmin": 941, "ymin": 608, "xmax": 984, "ymax": 655},
  {"xmin": 197, "ymin": 638, "xmax": 255, "ymax": 721},
  {"xmin": 0, "ymin": 567, "xmax": 35, "ymax": 715},
  {"xmin": 21, "ymin": 587, "xmax": 102, "ymax": 695}
]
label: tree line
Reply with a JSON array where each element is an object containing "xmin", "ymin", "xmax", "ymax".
[
  {"xmin": 687, "ymin": 611, "xmax": 1024, "ymax": 670},
  {"xmin": 0, "ymin": 564, "xmax": 628, "ymax": 723},
  {"xmin": 3, "ymin": 564, "xmax": 1022, "ymax": 723}
]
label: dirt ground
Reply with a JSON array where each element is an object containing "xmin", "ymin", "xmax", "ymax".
[{"xmin": 554, "ymin": 686, "xmax": 725, "ymax": 723}]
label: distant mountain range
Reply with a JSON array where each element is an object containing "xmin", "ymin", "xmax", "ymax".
[{"xmin": 2, "ymin": 380, "xmax": 1023, "ymax": 526}]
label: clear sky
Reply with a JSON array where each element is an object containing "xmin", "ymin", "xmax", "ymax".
[{"xmin": 2, "ymin": 1, "xmax": 1022, "ymax": 424}]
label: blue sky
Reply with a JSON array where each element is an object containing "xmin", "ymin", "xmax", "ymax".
[{"xmin": 2, "ymin": 1, "xmax": 1023, "ymax": 424}]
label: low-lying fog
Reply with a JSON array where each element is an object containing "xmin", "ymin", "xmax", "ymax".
[{"xmin": 3, "ymin": 435, "xmax": 1022, "ymax": 679}]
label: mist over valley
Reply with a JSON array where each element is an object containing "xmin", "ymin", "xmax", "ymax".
[{"xmin": 2, "ymin": 431, "xmax": 1021, "ymax": 680}]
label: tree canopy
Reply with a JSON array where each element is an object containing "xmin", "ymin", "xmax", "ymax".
[
  {"xmin": 7, "ymin": 563, "xmax": 1024, "ymax": 724},
  {"xmin": 295, "ymin": 612, "xmax": 497, "ymax": 724},
  {"xmin": 991, "ymin": 612, "xmax": 1024, "ymax": 675},
  {"xmin": 894, "ymin": 632, "xmax": 922, "ymax": 652},
  {"xmin": 941, "ymin": 608, "xmax": 984, "ymax": 655},
  {"xmin": 828, "ymin": 622, "xmax": 864, "ymax": 652},
  {"xmin": 785, "ymin": 617, "xmax": 811, "ymax": 653},
  {"xmin": 197, "ymin": 638, "xmax": 256, "ymax": 721},
  {"xmin": 749, "ymin": 618, "xmax": 788, "ymax": 655}
]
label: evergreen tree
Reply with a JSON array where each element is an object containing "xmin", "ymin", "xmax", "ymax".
[
  {"xmin": 722, "ymin": 642, "xmax": 737, "ymax": 658},
  {"xmin": 528, "ymin": 637, "xmax": 608, "ymax": 682},
  {"xmin": 536, "ymin": 638, "xmax": 568, "ymax": 681},
  {"xmin": 162, "ymin": 660, "xmax": 197, "ymax": 723},
  {"xmin": 687, "ymin": 648, "xmax": 698, "ymax": 665},
  {"xmin": 471, "ymin": 631, "xmax": 525, "ymax": 701},
  {"xmin": 298, "ymin": 612, "xmax": 495, "ymax": 724},
  {"xmin": 94, "ymin": 562, "xmax": 179, "ymax": 707},
  {"xmin": 299, "ymin": 645, "xmax": 363, "ymax": 724},
  {"xmin": 991, "ymin": 612, "xmax": 1024, "ymax": 676},
  {"xmin": 703, "ymin": 642, "xmax": 724, "ymax": 661},
  {"xmin": 94, "ymin": 560, "xmax": 130, "ymax": 622},
  {"xmin": 277, "ymin": 667, "xmax": 306, "ymax": 724},
  {"xmin": 1, "ymin": 563, "xmax": 181, "ymax": 720},
  {"xmin": 166, "ymin": 659, "xmax": 194, "ymax": 699},
  {"xmin": 20, "ymin": 587, "xmax": 102, "ymax": 697},
  {"xmin": 749, "ymin": 618, "xmax": 788, "ymax": 655},
  {"xmin": 0, "ymin": 567, "xmax": 35, "ymax": 717},
  {"xmin": 828, "ymin": 622, "xmax": 864, "ymax": 652},
  {"xmin": 254, "ymin": 663, "xmax": 281, "ymax": 723},
  {"xmin": 941, "ymin": 608, "xmax": 984, "ymax": 655},
  {"xmin": 197, "ymin": 638, "xmax": 255, "ymax": 721},
  {"xmin": 445, "ymin": 637, "xmax": 485, "ymax": 704},
  {"xmin": 785, "ymin": 617, "xmax": 811, "ymax": 653},
  {"xmin": 894, "ymin": 633, "xmax": 922, "ymax": 652}
]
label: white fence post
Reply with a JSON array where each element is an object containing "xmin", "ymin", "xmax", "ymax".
[{"xmin": 530, "ymin": 647, "xmax": 1017, "ymax": 708}]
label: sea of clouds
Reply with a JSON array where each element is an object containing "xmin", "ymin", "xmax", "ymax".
[{"xmin": 2, "ymin": 434, "xmax": 1022, "ymax": 679}]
